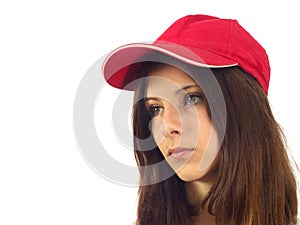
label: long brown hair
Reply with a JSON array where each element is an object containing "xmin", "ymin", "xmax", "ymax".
[{"xmin": 131, "ymin": 60, "xmax": 298, "ymax": 225}]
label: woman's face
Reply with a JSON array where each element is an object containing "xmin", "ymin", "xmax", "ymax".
[{"xmin": 145, "ymin": 65, "xmax": 219, "ymax": 182}]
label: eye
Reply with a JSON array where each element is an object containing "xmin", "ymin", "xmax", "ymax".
[
  {"xmin": 147, "ymin": 105, "xmax": 164, "ymax": 117},
  {"xmin": 184, "ymin": 93, "xmax": 205, "ymax": 105}
]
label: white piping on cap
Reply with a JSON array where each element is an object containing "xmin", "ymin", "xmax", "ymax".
[{"xmin": 102, "ymin": 43, "xmax": 238, "ymax": 74}]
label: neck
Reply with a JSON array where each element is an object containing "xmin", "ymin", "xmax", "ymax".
[
  {"xmin": 185, "ymin": 180, "xmax": 212, "ymax": 205},
  {"xmin": 184, "ymin": 178, "xmax": 216, "ymax": 225}
]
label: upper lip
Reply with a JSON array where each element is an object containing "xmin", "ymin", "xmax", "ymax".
[{"xmin": 168, "ymin": 147, "xmax": 194, "ymax": 156}]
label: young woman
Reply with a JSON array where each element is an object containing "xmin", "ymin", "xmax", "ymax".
[{"xmin": 102, "ymin": 14, "xmax": 298, "ymax": 225}]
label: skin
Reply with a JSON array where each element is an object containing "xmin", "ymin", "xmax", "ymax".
[{"xmin": 145, "ymin": 65, "xmax": 218, "ymax": 224}]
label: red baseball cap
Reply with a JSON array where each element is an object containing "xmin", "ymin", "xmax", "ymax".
[{"xmin": 102, "ymin": 14, "xmax": 270, "ymax": 94}]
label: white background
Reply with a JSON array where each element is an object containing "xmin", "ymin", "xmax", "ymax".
[{"xmin": 0, "ymin": 0, "xmax": 299, "ymax": 224}]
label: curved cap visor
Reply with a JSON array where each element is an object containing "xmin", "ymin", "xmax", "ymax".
[{"xmin": 102, "ymin": 41, "xmax": 238, "ymax": 90}]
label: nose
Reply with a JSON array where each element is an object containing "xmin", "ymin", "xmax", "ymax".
[{"xmin": 162, "ymin": 103, "xmax": 182, "ymax": 137}]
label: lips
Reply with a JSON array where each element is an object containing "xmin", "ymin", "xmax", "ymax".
[{"xmin": 168, "ymin": 147, "xmax": 194, "ymax": 159}]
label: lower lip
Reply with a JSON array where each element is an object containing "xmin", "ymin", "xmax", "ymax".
[{"xmin": 169, "ymin": 150, "xmax": 193, "ymax": 159}]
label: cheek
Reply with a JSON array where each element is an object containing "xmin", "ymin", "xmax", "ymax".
[
  {"xmin": 198, "ymin": 126, "xmax": 219, "ymax": 171},
  {"xmin": 195, "ymin": 111, "xmax": 219, "ymax": 170},
  {"xmin": 150, "ymin": 118, "xmax": 165, "ymax": 149},
  {"xmin": 195, "ymin": 109, "xmax": 212, "ymax": 138},
  {"xmin": 197, "ymin": 119, "xmax": 212, "ymax": 143}
]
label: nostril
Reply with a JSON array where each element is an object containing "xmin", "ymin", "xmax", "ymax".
[
  {"xmin": 160, "ymin": 125, "xmax": 181, "ymax": 138},
  {"xmin": 164, "ymin": 124, "xmax": 182, "ymax": 137}
]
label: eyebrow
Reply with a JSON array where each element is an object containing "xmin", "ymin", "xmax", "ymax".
[
  {"xmin": 144, "ymin": 84, "xmax": 200, "ymax": 102},
  {"xmin": 175, "ymin": 84, "xmax": 200, "ymax": 95},
  {"xmin": 144, "ymin": 96, "xmax": 159, "ymax": 102}
]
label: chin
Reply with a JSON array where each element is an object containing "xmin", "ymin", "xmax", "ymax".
[
  {"xmin": 174, "ymin": 159, "xmax": 218, "ymax": 182},
  {"xmin": 175, "ymin": 165, "xmax": 210, "ymax": 182}
]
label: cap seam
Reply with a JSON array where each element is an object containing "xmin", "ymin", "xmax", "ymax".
[
  {"xmin": 226, "ymin": 19, "xmax": 232, "ymax": 57},
  {"xmin": 177, "ymin": 16, "xmax": 193, "ymax": 40}
]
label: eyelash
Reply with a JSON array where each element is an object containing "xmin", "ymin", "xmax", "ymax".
[{"xmin": 146, "ymin": 93, "xmax": 205, "ymax": 117}]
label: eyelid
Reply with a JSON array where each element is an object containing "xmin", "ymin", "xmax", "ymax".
[
  {"xmin": 187, "ymin": 92, "xmax": 205, "ymax": 97},
  {"xmin": 144, "ymin": 97, "xmax": 161, "ymax": 108},
  {"xmin": 145, "ymin": 103, "xmax": 161, "ymax": 111}
]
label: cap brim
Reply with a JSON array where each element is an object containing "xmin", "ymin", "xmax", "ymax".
[{"xmin": 102, "ymin": 41, "xmax": 238, "ymax": 90}]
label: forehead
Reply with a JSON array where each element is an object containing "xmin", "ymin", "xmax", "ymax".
[{"xmin": 146, "ymin": 65, "xmax": 198, "ymax": 96}]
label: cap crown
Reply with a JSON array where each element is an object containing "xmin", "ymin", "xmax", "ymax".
[{"xmin": 155, "ymin": 15, "xmax": 270, "ymax": 93}]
